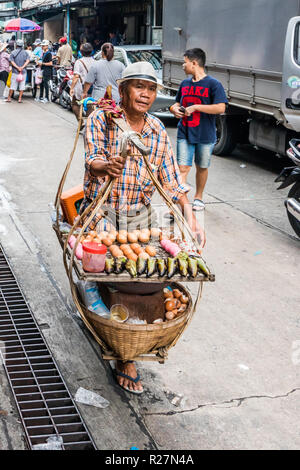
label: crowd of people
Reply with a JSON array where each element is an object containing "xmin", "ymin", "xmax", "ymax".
[{"xmin": 0, "ymin": 31, "xmax": 124, "ymax": 113}]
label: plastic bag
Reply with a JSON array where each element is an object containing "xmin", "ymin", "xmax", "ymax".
[
  {"xmin": 74, "ymin": 387, "xmax": 110, "ymax": 409},
  {"xmin": 35, "ymin": 68, "xmax": 43, "ymax": 85},
  {"xmin": 32, "ymin": 435, "xmax": 63, "ymax": 450},
  {"xmin": 6, "ymin": 71, "xmax": 12, "ymax": 88},
  {"xmin": 76, "ymin": 281, "xmax": 110, "ymax": 318},
  {"xmin": 16, "ymin": 72, "xmax": 24, "ymax": 83}
]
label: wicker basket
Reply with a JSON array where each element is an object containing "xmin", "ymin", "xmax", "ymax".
[
  {"xmin": 82, "ymin": 283, "xmax": 192, "ymax": 361},
  {"xmin": 54, "ymin": 104, "xmax": 206, "ymax": 363}
]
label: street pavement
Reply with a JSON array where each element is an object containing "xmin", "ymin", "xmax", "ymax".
[{"xmin": 0, "ymin": 94, "xmax": 299, "ymax": 450}]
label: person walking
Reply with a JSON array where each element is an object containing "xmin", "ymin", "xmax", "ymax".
[
  {"xmin": 33, "ymin": 39, "xmax": 43, "ymax": 60},
  {"xmin": 170, "ymin": 48, "xmax": 227, "ymax": 211},
  {"xmin": 0, "ymin": 43, "xmax": 10, "ymax": 90},
  {"xmin": 81, "ymin": 61, "xmax": 205, "ymax": 393},
  {"xmin": 56, "ymin": 37, "xmax": 73, "ymax": 68},
  {"xmin": 6, "ymin": 39, "xmax": 30, "ymax": 103},
  {"xmin": 36, "ymin": 39, "xmax": 53, "ymax": 103},
  {"xmin": 70, "ymin": 42, "xmax": 95, "ymax": 126},
  {"xmin": 82, "ymin": 42, "xmax": 125, "ymax": 103}
]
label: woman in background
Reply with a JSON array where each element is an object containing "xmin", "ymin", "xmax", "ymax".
[{"xmin": 82, "ymin": 42, "xmax": 125, "ymax": 104}]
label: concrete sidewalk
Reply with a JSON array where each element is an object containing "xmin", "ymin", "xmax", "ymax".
[{"xmin": 0, "ymin": 96, "xmax": 300, "ymax": 450}]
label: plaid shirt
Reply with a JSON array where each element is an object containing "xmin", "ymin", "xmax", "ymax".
[{"xmin": 82, "ymin": 109, "xmax": 189, "ymax": 212}]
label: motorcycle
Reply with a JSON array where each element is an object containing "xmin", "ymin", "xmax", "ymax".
[
  {"xmin": 58, "ymin": 67, "xmax": 74, "ymax": 110},
  {"xmin": 49, "ymin": 63, "xmax": 64, "ymax": 103},
  {"xmin": 275, "ymin": 139, "xmax": 300, "ymax": 237}
]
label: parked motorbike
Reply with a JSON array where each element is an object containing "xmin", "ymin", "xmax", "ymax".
[
  {"xmin": 58, "ymin": 67, "xmax": 74, "ymax": 110},
  {"xmin": 49, "ymin": 62, "xmax": 63, "ymax": 103},
  {"xmin": 275, "ymin": 139, "xmax": 300, "ymax": 237}
]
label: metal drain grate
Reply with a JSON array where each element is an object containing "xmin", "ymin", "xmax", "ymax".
[{"xmin": 0, "ymin": 245, "xmax": 96, "ymax": 450}]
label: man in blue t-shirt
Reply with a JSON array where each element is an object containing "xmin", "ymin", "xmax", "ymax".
[{"xmin": 170, "ymin": 48, "xmax": 227, "ymax": 211}]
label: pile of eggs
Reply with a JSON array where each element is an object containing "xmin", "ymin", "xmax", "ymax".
[{"xmin": 163, "ymin": 287, "xmax": 189, "ymax": 321}]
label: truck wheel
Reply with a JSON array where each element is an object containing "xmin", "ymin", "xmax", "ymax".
[
  {"xmin": 214, "ymin": 115, "xmax": 237, "ymax": 156},
  {"xmin": 287, "ymin": 182, "xmax": 300, "ymax": 238}
]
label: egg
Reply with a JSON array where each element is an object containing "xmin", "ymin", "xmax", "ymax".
[
  {"xmin": 102, "ymin": 237, "xmax": 113, "ymax": 247},
  {"xmin": 107, "ymin": 233, "xmax": 116, "ymax": 242},
  {"xmin": 145, "ymin": 245, "xmax": 156, "ymax": 257},
  {"xmin": 173, "ymin": 289, "xmax": 182, "ymax": 299},
  {"xmin": 165, "ymin": 299, "xmax": 177, "ymax": 311},
  {"xmin": 127, "ymin": 232, "xmax": 138, "ymax": 243},
  {"xmin": 117, "ymin": 234, "xmax": 127, "ymax": 244},
  {"xmin": 180, "ymin": 294, "xmax": 189, "ymax": 304},
  {"xmin": 138, "ymin": 233, "xmax": 150, "ymax": 243},
  {"xmin": 84, "ymin": 235, "xmax": 93, "ymax": 243},
  {"xmin": 135, "ymin": 246, "xmax": 144, "ymax": 255},
  {"xmin": 150, "ymin": 228, "xmax": 161, "ymax": 238},
  {"xmin": 93, "ymin": 236, "xmax": 103, "ymax": 244},
  {"xmin": 89, "ymin": 230, "xmax": 97, "ymax": 239},
  {"xmin": 99, "ymin": 231, "xmax": 108, "ymax": 239},
  {"xmin": 163, "ymin": 288, "xmax": 173, "ymax": 299},
  {"xmin": 153, "ymin": 318, "xmax": 163, "ymax": 324},
  {"xmin": 177, "ymin": 304, "xmax": 187, "ymax": 314},
  {"xmin": 165, "ymin": 311, "xmax": 175, "ymax": 321},
  {"xmin": 141, "ymin": 228, "xmax": 150, "ymax": 237}
]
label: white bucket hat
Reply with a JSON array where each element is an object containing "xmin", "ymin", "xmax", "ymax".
[
  {"xmin": 16, "ymin": 39, "xmax": 24, "ymax": 47},
  {"xmin": 116, "ymin": 61, "xmax": 163, "ymax": 90},
  {"xmin": 0, "ymin": 42, "xmax": 7, "ymax": 53},
  {"xmin": 41, "ymin": 39, "xmax": 50, "ymax": 46}
]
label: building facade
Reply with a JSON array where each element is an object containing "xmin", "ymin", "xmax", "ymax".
[{"xmin": 17, "ymin": 0, "xmax": 162, "ymax": 45}]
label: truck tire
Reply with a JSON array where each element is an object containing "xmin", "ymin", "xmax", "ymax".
[
  {"xmin": 287, "ymin": 182, "xmax": 300, "ymax": 238},
  {"xmin": 214, "ymin": 115, "xmax": 237, "ymax": 156}
]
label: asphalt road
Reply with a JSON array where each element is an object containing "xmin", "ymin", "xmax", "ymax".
[{"xmin": 0, "ymin": 94, "xmax": 299, "ymax": 450}]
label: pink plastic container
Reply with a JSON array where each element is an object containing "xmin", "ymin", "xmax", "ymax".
[{"xmin": 82, "ymin": 242, "xmax": 107, "ymax": 273}]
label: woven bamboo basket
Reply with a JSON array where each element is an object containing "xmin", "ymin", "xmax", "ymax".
[{"xmin": 53, "ymin": 103, "xmax": 206, "ymax": 363}]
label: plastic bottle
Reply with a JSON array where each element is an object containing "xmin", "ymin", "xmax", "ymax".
[{"xmin": 77, "ymin": 281, "xmax": 110, "ymax": 319}]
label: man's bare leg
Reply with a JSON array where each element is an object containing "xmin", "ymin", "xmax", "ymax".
[
  {"xmin": 116, "ymin": 361, "xmax": 143, "ymax": 392},
  {"xmin": 195, "ymin": 166, "xmax": 208, "ymax": 201},
  {"xmin": 178, "ymin": 164, "xmax": 191, "ymax": 184},
  {"xmin": 6, "ymin": 89, "xmax": 13, "ymax": 102}
]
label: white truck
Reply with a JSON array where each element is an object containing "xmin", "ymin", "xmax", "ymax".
[{"xmin": 162, "ymin": 0, "xmax": 300, "ymax": 156}]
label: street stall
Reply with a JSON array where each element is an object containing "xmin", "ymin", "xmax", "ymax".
[{"xmin": 53, "ymin": 91, "xmax": 215, "ymax": 365}]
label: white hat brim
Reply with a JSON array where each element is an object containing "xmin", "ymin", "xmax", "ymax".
[{"xmin": 116, "ymin": 76, "xmax": 164, "ymax": 90}]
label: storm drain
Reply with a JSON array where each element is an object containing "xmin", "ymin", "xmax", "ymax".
[{"xmin": 0, "ymin": 245, "xmax": 96, "ymax": 450}]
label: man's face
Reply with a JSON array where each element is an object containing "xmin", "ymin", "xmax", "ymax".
[
  {"xmin": 182, "ymin": 56, "xmax": 194, "ymax": 75},
  {"xmin": 42, "ymin": 45, "xmax": 48, "ymax": 52},
  {"xmin": 122, "ymin": 79, "xmax": 157, "ymax": 114}
]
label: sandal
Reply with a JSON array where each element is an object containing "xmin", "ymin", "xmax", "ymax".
[
  {"xmin": 110, "ymin": 361, "xmax": 144, "ymax": 395},
  {"xmin": 192, "ymin": 199, "xmax": 205, "ymax": 211}
]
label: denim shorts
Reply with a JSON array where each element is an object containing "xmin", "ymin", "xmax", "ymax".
[{"xmin": 176, "ymin": 139, "xmax": 215, "ymax": 168}]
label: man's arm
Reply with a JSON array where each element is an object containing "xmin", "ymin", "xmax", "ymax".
[
  {"xmin": 21, "ymin": 58, "xmax": 30, "ymax": 70},
  {"xmin": 10, "ymin": 60, "xmax": 21, "ymax": 72},
  {"xmin": 185, "ymin": 102, "xmax": 225, "ymax": 116},
  {"xmin": 82, "ymin": 81, "xmax": 92, "ymax": 99},
  {"xmin": 177, "ymin": 193, "xmax": 206, "ymax": 249},
  {"xmin": 170, "ymin": 102, "xmax": 185, "ymax": 119},
  {"xmin": 85, "ymin": 112, "xmax": 127, "ymax": 179}
]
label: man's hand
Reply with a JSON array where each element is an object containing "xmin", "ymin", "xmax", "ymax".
[
  {"xmin": 170, "ymin": 102, "xmax": 185, "ymax": 119},
  {"xmin": 90, "ymin": 154, "xmax": 127, "ymax": 179},
  {"xmin": 184, "ymin": 105, "xmax": 197, "ymax": 116},
  {"xmin": 188, "ymin": 215, "xmax": 206, "ymax": 250},
  {"xmin": 105, "ymin": 155, "xmax": 127, "ymax": 179}
]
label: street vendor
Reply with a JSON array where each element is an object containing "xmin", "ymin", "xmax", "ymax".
[{"xmin": 81, "ymin": 61, "xmax": 206, "ymax": 394}]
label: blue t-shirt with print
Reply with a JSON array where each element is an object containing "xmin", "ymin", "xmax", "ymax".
[{"xmin": 176, "ymin": 75, "xmax": 228, "ymax": 144}]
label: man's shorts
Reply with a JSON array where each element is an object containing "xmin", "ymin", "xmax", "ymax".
[
  {"xmin": 176, "ymin": 139, "xmax": 215, "ymax": 168},
  {"xmin": 10, "ymin": 72, "xmax": 27, "ymax": 92}
]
